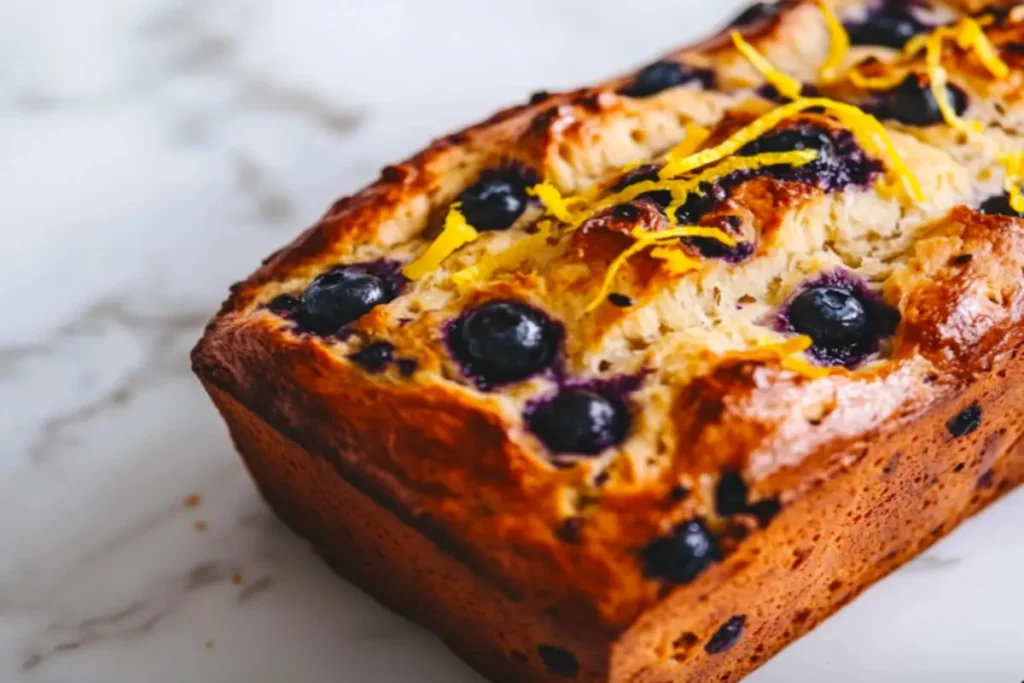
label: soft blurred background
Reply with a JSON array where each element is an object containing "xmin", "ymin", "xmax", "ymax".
[{"xmin": 2, "ymin": 1, "xmax": 1022, "ymax": 681}]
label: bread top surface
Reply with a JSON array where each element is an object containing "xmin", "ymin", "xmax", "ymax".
[{"xmin": 197, "ymin": 0, "xmax": 1024, "ymax": 626}]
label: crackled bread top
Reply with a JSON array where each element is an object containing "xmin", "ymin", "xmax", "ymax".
[{"xmin": 210, "ymin": 0, "xmax": 1024, "ymax": 625}]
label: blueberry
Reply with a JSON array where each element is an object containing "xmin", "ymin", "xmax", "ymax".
[
  {"xmin": 715, "ymin": 470, "xmax": 749, "ymax": 516},
  {"xmin": 608, "ymin": 293, "xmax": 634, "ymax": 307},
  {"xmin": 789, "ymin": 286, "xmax": 869, "ymax": 350},
  {"xmin": 619, "ymin": 61, "xmax": 711, "ymax": 98},
  {"xmin": 846, "ymin": 2, "xmax": 928, "ymax": 49},
  {"xmin": 451, "ymin": 300, "xmax": 557, "ymax": 385},
  {"xmin": 642, "ymin": 518, "xmax": 718, "ymax": 583},
  {"xmin": 267, "ymin": 293, "xmax": 301, "ymax": 314},
  {"xmin": 674, "ymin": 183, "xmax": 726, "ymax": 224},
  {"xmin": 705, "ymin": 615, "xmax": 747, "ymax": 654},
  {"xmin": 537, "ymin": 645, "xmax": 579, "ymax": 678},
  {"xmin": 458, "ymin": 170, "xmax": 531, "ymax": 231},
  {"xmin": 947, "ymin": 403, "xmax": 982, "ymax": 437},
  {"xmin": 729, "ymin": 1, "xmax": 785, "ymax": 27},
  {"xmin": 879, "ymin": 75, "xmax": 968, "ymax": 127},
  {"xmin": 738, "ymin": 126, "xmax": 836, "ymax": 158},
  {"xmin": 528, "ymin": 389, "xmax": 629, "ymax": 455},
  {"xmin": 301, "ymin": 267, "xmax": 392, "ymax": 335},
  {"xmin": 611, "ymin": 203, "xmax": 640, "ymax": 221},
  {"xmin": 980, "ymin": 192, "xmax": 1024, "ymax": 218}
]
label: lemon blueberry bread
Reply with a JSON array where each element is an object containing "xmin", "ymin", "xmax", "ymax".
[{"xmin": 192, "ymin": 2, "xmax": 1024, "ymax": 681}]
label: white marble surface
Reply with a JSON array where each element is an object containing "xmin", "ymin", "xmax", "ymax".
[{"xmin": 2, "ymin": 1, "xmax": 1023, "ymax": 681}]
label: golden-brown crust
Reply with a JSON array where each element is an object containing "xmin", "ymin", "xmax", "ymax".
[{"xmin": 193, "ymin": 1, "xmax": 1024, "ymax": 680}]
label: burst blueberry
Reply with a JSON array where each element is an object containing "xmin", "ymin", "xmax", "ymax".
[
  {"xmin": 528, "ymin": 389, "xmax": 629, "ymax": 455},
  {"xmin": 450, "ymin": 300, "xmax": 558, "ymax": 385}
]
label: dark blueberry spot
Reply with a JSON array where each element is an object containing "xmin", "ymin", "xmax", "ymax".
[
  {"xmin": 779, "ymin": 271, "xmax": 899, "ymax": 367},
  {"xmin": 705, "ymin": 615, "xmax": 747, "ymax": 654},
  {"xmin": 674, "ymin": 182, "xmax": 727, "ymax": 224},
  {"xmin": 950, "ymin": 253, "xmax": 974, "ymax": 266},
  {"xmin": 608, "ymin": 293, "xmax": 634, "ymax": 308},
  {"xmin": 846, "ymin": 2, "xmax": 930, "ymax": 49},
  {"xmin": 529, "ymin": 90, "xmax": 551, "ymax": 104},
  {"xmin": 669, "ymin": 484, "xmax": 690, "ymax": 501},
  {"xmin": 729, "ymin": 1, "xmax": 788, "ymax": 27},
  {"xmin": 758, "ymin": 82, "xmax": 819, "ymax": 104},
  {"xmin": 715, "ymin": 470, "xmax": 749, "ymax": 516},
  {"xmin": 612, "ymin": 203, "xmax": 641, "ymax": 221},
  {"xmin": 790, "ymin": 287, "xmax": 869, "ymax": 350},
  {"xmin": 301, "ymin": 266, "xmax": 397, "ymax": 335},
  {"xmin": 267, "ymin": 293, "xmax": 300, "ymax": 314},
  {"xmin": 528, "ymin": 389, "xmax": 629, "ymax": 455},
  {"xmin": 611, "ymin": 164, "xmax": 673, "ymax": 208},
  {"xmin": 537, "ymin": 645, "xmax": 579, "ymax": 677},
  {"xmin": 396, "ymin": 358, "xmax": 418, "ymax": 377},
  {"xmin": 619, "ymin": 61, "xmax": 713, "ymax": 98},
  {"xmin": 739, "ymin": 125, "xmax": 837, "ymax": 158},
  {"xmin": 979, "ymin": 192, "xmax": 1024, "ymax": 218},
  {"xmin": 725, "ymin": 215, "xmax": 742, "ymax": 229},
  {"xmin": 953, "ymin": 462, "xmax": 966, "ymax": 473},
  {"xmin": 642, "ymin": 518, "xmax": 718, "ymax": 583},
  {"xmin": 748, "ymin": 498, "xmax": 781, "ymax": 527},
  {"xmin": 449, "ymin": 300, "xmax": 559, "ymax": 387},
  {"xmin": 458, "ymin": 168, "xmax": 536, "ymax": 232},
  {"xmin": 877, "ymin": 75, "xmax": 969, "ymax": 127},
  {"xmin": 946, "ymin": 403, "xmax": 982, "ymax": 437},
  {"xmin": 348, "ymin": 341, "xmax": 394, "ymax": 373},
  {"xmin": 556, "ymin": 517, "xmax": 584, "ymax": 543}
]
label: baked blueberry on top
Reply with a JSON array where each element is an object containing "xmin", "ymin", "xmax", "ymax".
[
  {"xmin": 449, "ymin": 300, "xmax": 560, "ymax": 387},
  {"xmin": 458, "ymin": 168, "xmax": 536, "ymax": 232},
  {"xmin": 296, "ymin": 262, "xmax": 403, "ymax": 335},
  {"xmin": 642, "ymin": 518, "xmax": 719, "ymax": 583},
  {"xmin": 780, "ymin": 271, "xmax": 900, "ymax": 367},
  {"xmin": 980, "ymin": 192, "xmax": 1024, "ymax": 218},
  {"xmin": 876, "ymin": 75, "xmax": 968, "ymax": 127},
  {"xmin": 729, "ymin": 1, "xmax": 790, "ymax": 27},
  {"xmin": 846, "ymin": 1, "xmax": 930, "ymax": 49},
  {"xmin": 736, "ymin": 123, "xmax": 880, "ymax": 190},
  {"xmin": 528, "ymin": 388, "xmax": 629, "ymax": 455},
  {"xmin": 619, "ymin": 61, "xmax": 713, "ymax": 98}
]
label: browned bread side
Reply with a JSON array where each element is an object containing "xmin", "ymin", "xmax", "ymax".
[{"xmin": 193, "ymin": 1, "xmax": 1024, "ymax": 680}]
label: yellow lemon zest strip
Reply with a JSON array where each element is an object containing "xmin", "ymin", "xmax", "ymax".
[
  {"xmin": 663, "ymin": 124, "xmax": 712, "ymax": 168},
  {"xmin": 954, "ymin": 18, "xmax": 1009, "ymax": 78},
  {"xmin": 528, "ymin": 182, "xmax": 579, "ymax": 223},
  {"xmin": 848, "ymin": 68, "xmax": 907, "ymax": 90},
  {"xmin": 816, "ymin": 0, "xmax": 850, "ymax": 83},
  {"xmin": 1002, "ymin": 153, "xmax": 1024, "ymax": 214},
  {"xmin": 731, "ymin": 31, "xmax": 804, "ymax": 100},
  {"xmin": 450, "ymin": 220, "xmax": 553, "ymax": 290},
  {"xmin": 663, "ymin": 97, "xmax": 922, "ymax": 201},
  {"xmin": 585, "ymin": 226, "xmax": 734, "ymax": 312},
  {"xmin": 924, "ymin": 30, "xmax": 981, "ymax": 133},
  {"xmin": 402, "ymin": 203, "xmax": 479, "ymax": 280}
]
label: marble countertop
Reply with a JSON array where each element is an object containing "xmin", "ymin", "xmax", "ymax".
[{"xmin": 2, "ymin": 0, "xmax": 1023, "ymax": 681}]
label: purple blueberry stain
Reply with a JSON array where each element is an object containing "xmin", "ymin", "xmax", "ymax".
[{"xmin": 776, "ymin": 270, "xmax": 900, "ymax": 368}]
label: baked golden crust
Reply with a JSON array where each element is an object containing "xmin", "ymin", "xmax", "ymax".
[{"xmin": 194, "ymin": 1, "xmax": 1024, "ymax": 680}]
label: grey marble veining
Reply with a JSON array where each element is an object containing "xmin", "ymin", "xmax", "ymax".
[{"xmin": 2, "ymin": 1, "xmax": 1023, "ymax": 681}]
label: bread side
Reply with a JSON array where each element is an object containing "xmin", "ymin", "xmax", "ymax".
[{"xmin": 193, "ymin": 1, "xmax": 1024, "ymax": 680}]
